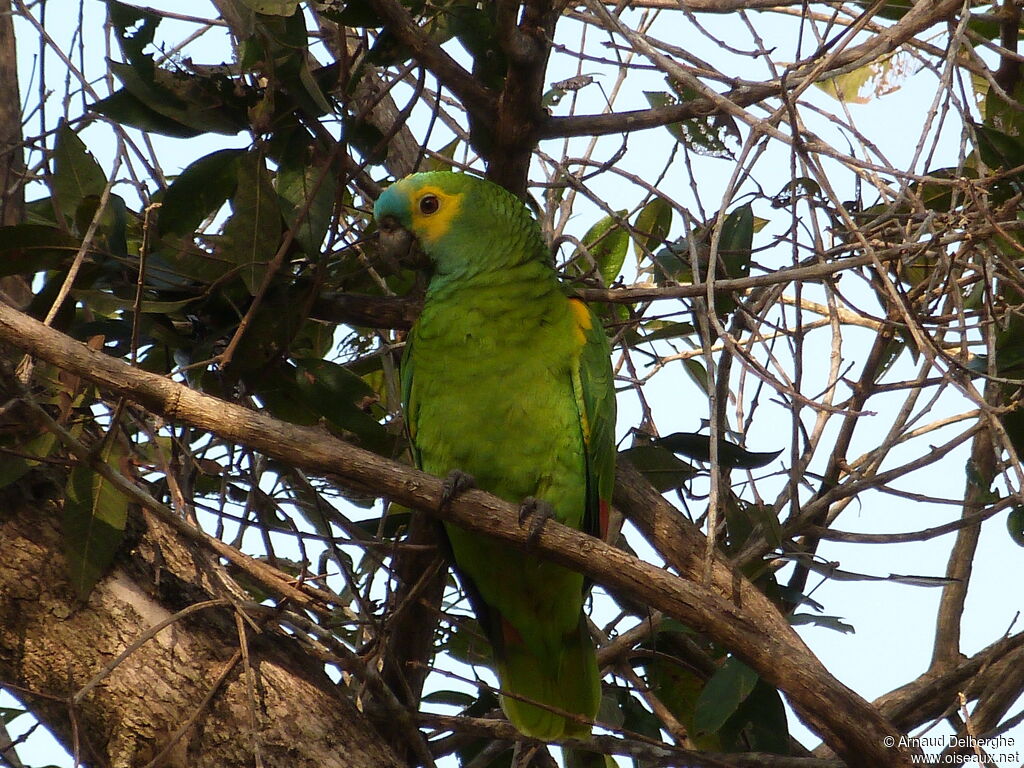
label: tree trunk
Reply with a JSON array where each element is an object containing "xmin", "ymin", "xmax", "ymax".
[{"xmin": 0, "ymin": 473, "xmax": 404, "ymax": 768}]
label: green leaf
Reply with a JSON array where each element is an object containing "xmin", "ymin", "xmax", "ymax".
[
  {"xmin": 771, "ymin": 177, "xmax": 822, "ymax": 209},
  {"xmin": 692, "ymin": 657, "xmax": 759, "ymax": 736},
  {"xmin": 0, "ymin": 224, "xmax": 81, "ymax": 276},
  {"xmin": 647, "ymin": 238, "xmax": 693, "ymax": 285},
  {"xmin": 108, "ymin": 60, "xmax": 246, "ymax": 137},
  {"xmin": 633, "ymin": 197, "xmax": 673, "ymax": 260},
  {"xmin": 447, "ymin": 0, "xmax": 507, "ymax": 90},
  {"xmin": 50, "ymin": 122, "xmax": 107, "ymax": 224},
  {"xmin": 237, "ymin": 0, "xmax": 299, "ymax": 14},
  {"xmin": 0, "ymin": 706, "xmax": 26, "ymax": 725},
  {"xmin": 342, "ymin": 114, "xmax": 387, "ymax": 164},
  {"xmin": 257, "ymin": 10, "xmax": 331, "ymax": 115},
  {"xmin": 637, "ymin": 320, "xmax": 695, "ymax": 343},
  {"xmin": 251, "ymin": 357, "xmax": 392, "ymax": 456},
  {"xmin": 1007, "ymin": 506, "xmax": 1024, "ymax": 547},
  {"xmin": 1002, "ymin": 399, "xmax": 1024, "ymax": 462},
  {"xmin": 643, "ymin": 88, "xmax": 736, "ymax": 158},
  {"xmin": 90, "ymin": 89, "xmax": 205, "ymax": 138},
  {"xmin": 220, "ymin": 153, "xmax": 282, "ymax": 293},
  {"xmin": 423, "ymin": 137, "xmax": 461, "ymax": 172},
  {"xmin": 70, "ymin": 289, "xmax": 199, "ymax": 316},
  {"xmin": 789, "ymin": 613, "xmax": 856, "ymax": 633},
  {"xmin": 646, "ymin": 658, "xmax": 711, "ymax": 747},
  {"xmin": 720, "ymin": 680, "xmax": 790, "ymax": 754},
  {"xmin": 366, "ymin": 28, "xmax": 409, "ymax": 67},
  {"xmin": 0, "ymin": 431, "xmax": 60, "ymax": 489},
  {"xmin": 442, "ymin": 616, "xmax": 493, "ymax": 666},
  {"xmin": 107, "ymin": 0, "xmax": 159, "ymax": 71},
  {"xmin": 0, "ymin": 456, "xmax": 30, "ymax": 489},
  {"xmin": 656, "ymin": 432, "xmax": 782, "ymax": 469},
  {"xmin": 293, "ymin": 358, "xmax": 392, "ymax": 453},
  {"xmin": 973, "ymin": 122, "xmax": 1024, "ymax": 171},
  {"xmin": 683, "ymin": 357, "xmax": 709, "ymax": 393},
  {"xmin": 319, "ymin": 0, "xmax": 383, "ymax": 26},
  {"xmin": 983, "ymin": 77, "xmax": 1024, "ymax": 137},
  {"xmin": 618, "ymin": 445, "xmax": 697, "ymax": 493},
  {"xmin": 644, "ymin": 90, "xmax": 686, "ymax": 144},
  {"xmin": 723, "ymin": 496, "xmax": 782, "ymax": 553},
  {"xmin": 700, "ymin": 203, "xmax": 756, "ymax": 317},
  {"xmin": 63, "ymin": 449, "xmax": 130, "ymax": 599},
  {"xmin": 718, "ymin": 203, "xmax": 754, "ymax": 279},
  {"xmin": 252, "ymin": 365, "xmax": 319, "ymax": 424},
  {"xmin": 454, "ymin": 688, "xmax": 513, "ymax": 768},
  {"xmin": 613, "ymin": 687, "xmax": 663, "ymax": 742},
  {"xmin": 352, "ymin": 508, "xmax": 412, "ymax": 539},
  {"xmin": 160, "ymin": 149, "xmax": 245, "ymax": 238},
  {"xmin": 577, "ymin": 210, "xmax": 629, "ymax": 286},
  {"xmin": 847, "ymin": 0, "xmax": 914, "ymax": 20},
  {"xmin": 422, "ymin": 690, "xmax": 478, "ymax": 707},
  {"xmin": 75, "ymin": 192, "xmax": 129, "ymax": 259},
  {"xmin": 276, "ymin": 140, "xmax": 338, "ymax": 255},
  {"xmin": 104, "ymin": 0, "xmax": 249, "ymax": 136}
]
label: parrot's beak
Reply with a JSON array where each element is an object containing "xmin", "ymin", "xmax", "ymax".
[{"xmin": 377, "ymin": 215, "xmax": 429, "ymax": 270}]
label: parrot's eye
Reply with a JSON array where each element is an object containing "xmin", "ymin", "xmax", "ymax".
[{"xmin": 419, "ymin": 194, "xmax": 440, "ymax": 215}]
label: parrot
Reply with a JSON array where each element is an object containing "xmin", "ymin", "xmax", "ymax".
[{"xmin": 373, "ymin": 171, "xmax": 617, "ymax": 745}]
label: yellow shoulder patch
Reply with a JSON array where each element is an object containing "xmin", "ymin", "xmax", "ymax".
[
  {"xmin": 568, "ymin": 298, "xmax": 594, "ymax": 347},
  {"xmin": 409, "ymin": 184, "xmax": 464, "ymax": 246},
  {"xmin": 568, "ymin": 299, "xmax": 594, "ymax": 441}
]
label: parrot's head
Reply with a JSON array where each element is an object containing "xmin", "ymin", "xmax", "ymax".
[{"xmin": 373, "ymin": 171, "xmax": 546, "ymax": 280}]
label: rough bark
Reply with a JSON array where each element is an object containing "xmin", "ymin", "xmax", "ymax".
[
  {"xmin": 0, "ymin": 0, "xmax": 30, "ymax": 309},
  {"xmin": 0, "ymin": 473, "xmax": 404, "ymax": 768},
  {"xmin": 0, "ymin": 0, "xmax": 24, "ymax": 229}
]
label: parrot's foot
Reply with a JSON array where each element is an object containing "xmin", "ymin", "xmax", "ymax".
[
  {"xmin": 518, "ymin": 496, "xmax": 556, "ymax": 547},
  {"xmin": 440, "ymin": 470, "xmax": 476, "ymax": 510}
]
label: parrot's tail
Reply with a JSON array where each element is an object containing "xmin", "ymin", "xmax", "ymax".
[{"xmin": 496, "ymin": 614, "xmax": 601, "ymax": 742}]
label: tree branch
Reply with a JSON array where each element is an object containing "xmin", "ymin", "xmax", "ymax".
[
  {"xmin": 930, "ymin": 383, "xmax": 1001, "ymax": 673},
  {"xmin": 308, "ymin": 249, "xmax": 909, "ymax": 330},
  {"xmin": 544, "ymin": 0, "xmax": 962, "ymax": 141},
  {"xmin": 0, "ymin": 301, "xmax": 920, "ymax": 766},
  {"xmin": 485, "ymin": 0, "xmax": 561, "ymax": 194},
  {"xmin": 0, "ymin": 477, "xmax": 404, "ymax": 767},
  {"xmin": 367, "ymin": 0, "xmax": 497, "ymax": 120}
]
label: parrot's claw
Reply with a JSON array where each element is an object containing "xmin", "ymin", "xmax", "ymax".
[
  {"xmin": 519, "ymin": 496, "xmax": 556, "ymax": 547},
  {"xmin": 440, "ymin": 470, "xmax": 476, "ymax": 510}
]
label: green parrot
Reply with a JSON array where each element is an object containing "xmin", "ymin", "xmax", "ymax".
[{"xmin": 374, "ymin": 171, "xmax": 616, "ymax": 743}]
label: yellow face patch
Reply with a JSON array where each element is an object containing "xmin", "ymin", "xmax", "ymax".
[{"xmin": 407, "ymin": 183, "xmax": 464, "ymax": 246}]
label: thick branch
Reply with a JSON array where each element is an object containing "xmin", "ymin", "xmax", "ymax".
[
  {"xmin": 311, "ymin": 290, "xmax": 420, "ymax": 330},
  {"xmin": 930, "ymin": 384, "xmax": 1001, "ymax": 672},
  {"xmin": 0, "ymin": 0, "xmax": 29, "ymax": 309},
  {"xmin": 367, "ymin": 0, "xmax": 497, "ymax": 119},
  {"xmin": 0, "ymin": 0, "xmax": 23, "ymax": 229},
  {"xmin": 485, "ymin": 0, "xmax": 561, "ymax": 194},
  {"xmin": 0, "ymin": 481, "xmax": 403, "ymax": 767},
  {"xmin": 313, "ymin": 12, "xmax": 422, "ymax": 177},
  {"xmin": 0, "ymin": 302, "xmax": 919, "ymax": 766}
]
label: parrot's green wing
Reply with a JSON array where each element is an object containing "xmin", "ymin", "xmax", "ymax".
[
  {"xmin": 400, "ymin": 335, "xmax": 420, "ymax": 466},
  {"xmin": 568, "ymin": 298, "xmax": 616, "ymax": 541}
]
